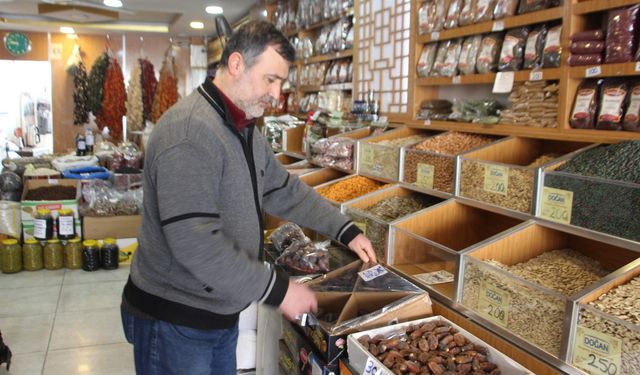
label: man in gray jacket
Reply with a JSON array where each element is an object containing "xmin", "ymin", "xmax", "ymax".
[{"xmin": 121, "ymin": 21, "xmax": 375, "ymax": 374}]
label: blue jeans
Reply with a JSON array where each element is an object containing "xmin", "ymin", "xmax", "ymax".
[{"xmin": 121, "ymin": 308, "xmax": 239, "ymax": 375}]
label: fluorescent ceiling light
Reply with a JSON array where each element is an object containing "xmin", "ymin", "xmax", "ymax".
[
  {"xmin": 103, "ymin": 0, "xmax": 123, "ymax": 8},
  {"xmin": 205, "ymin": 6, "xmax": 223, "ymax": 14},
  {"xmin": 190, "ymin": 21, "xmax": 204, "ymax": 29},
  {"xmin": 60, "ymin": 26, "xmax": 75, "ymax": 34}
]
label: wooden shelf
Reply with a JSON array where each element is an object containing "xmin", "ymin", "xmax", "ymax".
[
  {"xmin": 283, "ymin": 7, "xmax": 354, "ymax": 37},
  {"xmin": 297, "ymin": 49, "xmax": 354, "ymax": 65},
  {"xmin": 416, "ymin": 68, "xmax": 561, "ymax": 86},
  {"xmin": 299, "ymin": 82, "xmax": 353, "ymax": 92},
  {"xmin": 573, "ymin": 0, "xmax": 640, "ymax": 15},
  {"xmin": 416, "ymin": 7, "xmax": 563, "ymax": 44},
  {"xmin": 404, "ymin": 120, "xmax": 640, "ymax": 143},
  {"xmin": 569, "ymin": 62, "xmax": 640, "ymax": 78}
]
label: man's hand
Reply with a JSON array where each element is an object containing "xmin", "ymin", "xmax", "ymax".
[
  {"xmin": 348, "ymin": 233, "xmax": 377, "ymax": 263},
  {"xmin": 279, "ymin": 280, "xmax": 318, "ymax": 321}
]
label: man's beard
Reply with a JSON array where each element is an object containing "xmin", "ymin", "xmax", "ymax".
[{"xmin": 238, "ymin": 96, "xmax": 275, "ymax": 119}]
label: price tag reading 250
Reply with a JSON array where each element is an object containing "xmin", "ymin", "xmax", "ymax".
[
  {"xmin": 478, "ymin": 280, "xmax": 510, "ymax": 328},
  {"xmin": 483, "ymin": 164, "xmax": 509, "ymax": 195},
  {"xmin": 540, "ymin": 187, "xmax": 573, "ymax": 225},
  {"xmin": 573, "ymin": 325, "xmax": 622, "ymax": 375}
]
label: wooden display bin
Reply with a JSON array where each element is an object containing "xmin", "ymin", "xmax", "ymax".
[
  {"xmin": 389, "ymin": 200, "xmax": 523, "ymax": 301},
  {"xmin": 400, "ymin": 131, "xmax": 503, "ymax": 194},
  {"xmin": 342, "ymin": 185, "xmax": 444, "ymax": 263},
  {"xmin": 275, "ymin": 152, "xmax": 305, "ymax": 165},
  {"xmin": 459, "ymin": 222, "xmax": 640, "ymax": 359},
  {"xmin": 459, "ymin": 137, "xmax": 592, "ymax": 214},
  {"xmin": 283, "ymin": 125, "xmax": 306, "ymax": 157},
  {"xmin": 569, "ymin": 260, "xmax": 640, "ymax": 375},
  {"xmin": 358, "ymin": 127, "xmax": 438, "ymax": 182},
  {"xmin": 314, "ymin": 175, "xmax": 391, "ymax": 210},
  {"xmin": 541, "ymin": 159, "xmax": 640, "ymax": 242}
]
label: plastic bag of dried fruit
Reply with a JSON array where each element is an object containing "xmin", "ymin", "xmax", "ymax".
[{"xmin": 275, "ymin": 239, "xmax": 330, "ymax": 273}]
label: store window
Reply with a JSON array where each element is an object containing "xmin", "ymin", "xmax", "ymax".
[{"xmin": 0, "ymin": 59, "xmax": 53, "ymax": 159}]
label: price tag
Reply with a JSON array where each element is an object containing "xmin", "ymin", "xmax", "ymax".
[
  {"xmin": 573, "ymin": 325, "xmax": 622, "ymax": 375},
  {"xmin": 586, "ymin": 66, "xmax": 602, "ymax": 77},
  {"xmin": 430, "ymin": 32, "xmax": 440, "ymax": 41},
  {"xmin": 423, "ymin": 119, "xmax": 431, "ymax": 126},
  {"xmin": 492, "ymin": 71, "xmax": 515, "ymax": 94},
  {"xmin": 362, "ymin": 357, "xmax": 383, "ymax": 375},
  {"xmin": 48, "ymin": 178, "xmax": 59, "ymax": 185},
  {"xmin": 354, "ymin": 221, "xmax": 367, "ymax": 236},
  {"xmin": 358, "ymin": 264, "xmax": 388, "ymax": 282},
  {"xmin": 530, "ymin": 70, "xmax": 543, "ymax": 81},
  {"xmin": 540, "ymin": 187, "xmax": 573, "ymax": 225},
  {"xmin": 636, "ymin": 61, "xmax": 640, "ymax": 72},
  {"xmin": 416, "ymin": 163, "xmax": 435, "ymax": 190},
  {"xmin": 477, "ymin": 280, "xmax": 510, "ymax": 328},
  {"xmin": 361, "ymin": 144, "xmax": 374, "ymax": 166},
  {"xmin": 492, "ymin": 20, "xmax": 504, "ymax": 32},
  {"xmin": 300, "ymin": 313, "xmax": 308, "ymax": 327},
  {"xmin": 483, "ymin": 164, "xmax": 509, "ymax": 195},
  {"xmin": 452, "ymin": 76, "xmax": 462, "ymax": 84},
  {"xmin": 415, "ymin": 270, "xmax": 455, "ymax": 285}
]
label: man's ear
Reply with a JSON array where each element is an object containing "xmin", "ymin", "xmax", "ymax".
[{"xmin": 226, "ymin": 51, "xmax": 245, "ymax": 77}]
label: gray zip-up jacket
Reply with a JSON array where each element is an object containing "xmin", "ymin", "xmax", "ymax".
[{"xmin": 122, "ymin": 79, "xmax": 361, "ymax": 329}]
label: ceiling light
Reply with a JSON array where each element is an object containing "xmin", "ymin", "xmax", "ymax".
[
  {"xmin": 190, "ymin": 21, "xmax": 204, "ymax": 29},
  {"xmin": 103, "ymin": 0, "xmax": 123, "ymax": 8},
  {"xmin": 60, "ymin": 26, "xmax": 75, "ymax": 34},
  {"xmin": 205, "ymin": 6, "xmax": 223, "ymax": 15}
]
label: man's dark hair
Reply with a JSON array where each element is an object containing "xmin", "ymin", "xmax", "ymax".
[{"xmin": 219, "ymin": 21, "xmax": 294, "ymax": 69}]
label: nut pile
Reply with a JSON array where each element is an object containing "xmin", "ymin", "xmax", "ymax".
[
  {"xmin": 579, "ymin": 276, "xmax": 640, "ymax": 375},
  {"xmin": 364, "ymin": 135, "xmax": 430, "ymax": 180},
  {"xmin": 463, "ymin": 248, "xmax": 609, "ymax": 356},
  {"xmin": 348, "ymin": 195, "xmax": 441, "ymax": 260},
  {"xmin": 403, "ymin": 133, "xmax": 497, "ymax": 193},
  {"xmin": 545, "ymin": 141, "xmax": 640, "ymax": 241},
  {"xmin": 316, "ymin": 176, "xmax": 388, "ymax": 203},
  {"xmin": 499, "ymin": 81, "xmax": 559, "ymax": 128},
  {"xmin": 357, "ymin": 320, "xmax": 502, "ymax": 374}
]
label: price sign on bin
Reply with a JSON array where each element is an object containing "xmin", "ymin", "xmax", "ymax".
[
  {"xmin": 573, "ymin": 325, "xmax": 621, "ymax": 375},
  {"xmin": 363, "ymin": 357, "xmax": 383, "ymax": 375},
  {"xmin": 478, "ymin": 280, "xmax": 511, "ymax": 328}
]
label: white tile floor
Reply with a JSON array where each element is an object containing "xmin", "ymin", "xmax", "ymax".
[{"xmin": 0, "ymin": 266, "xmax": 135, "ymax": 375}]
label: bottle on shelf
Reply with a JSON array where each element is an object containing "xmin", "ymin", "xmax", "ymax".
[
  {"xmin": 76, "ymin": 133, "xmax": 86, "ymax": 156},
  {"xmin": 85, "ymin": 127, "xmax": 94, "ymax": 155}
]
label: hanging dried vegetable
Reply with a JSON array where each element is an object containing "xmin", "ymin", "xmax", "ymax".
[
  {"xmin": 140, "ymin": 58, "xmax": 157, "ymax": 122},
  {"xmin": 96, "ymin": 58, "xmax": 127, "ymax": 142},
  {"xmin": 126, "ymin": 61, "xmax": 144, "ymax": 132},
  {"xmin": 151, "ymin": 51, "xmax": 179, "ymax": 123},
  {"xmin": 87, "ymin": 52, "xmax": 110, "ymax": 116},
  {"xmin": 67, "ymin": 45, "xmax": 89, "ymax": 126}
]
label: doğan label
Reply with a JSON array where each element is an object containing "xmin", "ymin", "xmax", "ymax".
[
  {"xmin": 361, "ymin": 145, "xmax": 374, "ymax": 166},
  {"xmin": 540, "ymin": 187, "xmax": 573, "ymax": 224},
  {"xmin": 573, "ymin": 325, "xmax": 622, "ymax": 375},
  {"xmin": 478, "ymin": 280, "xmax": 510, "ymax": 328},
  {"xmin": 483, "ymin": 164, "xmax": 509, "ymax": 195},
  {"xmin": 416, "ymin": 163, "xmax": 435, "ymax": 189}
]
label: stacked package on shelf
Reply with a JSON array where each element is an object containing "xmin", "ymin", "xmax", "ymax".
[
  {"xmin": 499, "ymin": 81, "xmax": 559, "ymax": 127},
  {"xmin": 567, "ymin": 30, "xmax": 605, "ymax": 66}
]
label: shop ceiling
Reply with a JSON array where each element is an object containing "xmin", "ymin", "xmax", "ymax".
[{"xmin": 0, "ymin": 0, "xmax": 261, "ymax": 37}]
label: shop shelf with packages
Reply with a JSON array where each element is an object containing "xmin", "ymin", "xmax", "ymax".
[
  {"xmin": 458, "ymin": 221, "xmax": 639, "ymax": 361},
  {"xmin": 389, "ymin": 199, "xmax": 523, "ymax": 302}
]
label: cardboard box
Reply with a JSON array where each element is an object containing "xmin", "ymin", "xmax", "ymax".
[
  {"xmin": 82, "ymin": 215, "xmax": 142, "ymax": 239},
  {"xmin": 347, "ymin": 316, "xmax": 534, "ymax": 375},
  {"xmin": 282, "ymin": 320, "xmax": 338, "ymax": 375},
  {"xmin": 20, "ymin": 179, "xmax": 80, "ymax": 222}
]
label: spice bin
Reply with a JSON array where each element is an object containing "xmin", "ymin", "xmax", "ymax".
[
  {"xmin": 540, "ymin": 142, "xmax": 640, "ymax": 242},
  {"xmin": 314, "ymin": 175, "xmax": 390, "ymax": 209},
  {"xmin": 343, "ymin": 185, "xmax": 444, "ymax": 263},
  {"xmin": 274, "ymin": 152, "xmax": 305, "ymax": 166},
  {"xmin": 569, "ymin": 260, "xmax": 640, "ymax": 375},
  {"xmin": 459, "ymin": 137, "xmax": 592, "ymax": 214},
  {"xmin": 459, "ymin": 222, "xmax": 640, "ymax": 359},
  {"xmin": 401, "ymin": 131, "xmax": 502, "ymax": 194},
  {"xmin": 358, "ymin": 127, "xmax": 438, "ymax": 181},
  {"xmin": 347, "ymin": 316, "xmax": 534, "ymax": 375},
  {"xmin": 389, "ymin": 200, "xmax": 523, "ymax": 301}
]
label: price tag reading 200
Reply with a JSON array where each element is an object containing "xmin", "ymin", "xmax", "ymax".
[
  {"xmin": 573, "ymin": 325, "xmax": 622, "ymax": 375},
  {"xmin": 483, "ymin": 164, "xmax": 509, "ymax": 195},
  {"xmin": 540, "ymin": 187, "xmax": 573, "ymax": 225},
  {"xmin": 478, "ymin": 280, "xmax": 510, "ymax": 328}
]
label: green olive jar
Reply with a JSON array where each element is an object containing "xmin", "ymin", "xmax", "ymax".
[
  {"xmin": 64, "ymin": 237, "xmax": 83, "ymax": 270},
  {"xmin": 22, "ymin": 238, "xmax": 43, "ymax": 271},
  {"xmin": 1, "ymin": 239, "xmax": 22, "ymax": 274},
  {"xmin": 44, "ymin": 239, "xmax": 64, "ymax": 270}
]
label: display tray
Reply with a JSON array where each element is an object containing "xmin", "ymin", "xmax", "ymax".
[
  {"xmin": 358, "ymin": 127, "xmax": 439, "ymax": 181},
  {"xmin": 343, "ymin": 185, "xmax": 444, "ymax": 263},
  {"xmin": 389, "ymin": 199, "xmax": 523, "ymax": 302},
  {"xmin": 459, "ymin": 222, "xmax": 640, "ymax": 359},
  {"xmin": 400, "ymin": 131, "xmax": 503, "ymax": 194},
  {"xmin": 347, "ymin": 315, "xmax": 533, "ymax": 375},
  {"xmin": 458, "ymin": 137, "xmax": 592, "ymax": 214},
  {"xmin": 569, "ymin": 260, "xmax": 640, "ymax": 375},
  {"xmin": 541, "ymin": 164, "xmax": 640, "ymax": 243}
]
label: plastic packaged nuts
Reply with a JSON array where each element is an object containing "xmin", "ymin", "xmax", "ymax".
[
  {"xmin": 542, "ymin": 25, "xmax": 562, "ymax": 68},
  {"xmin": 458, "ymin": 35, "xmax": 482, "ymax": 75},
  {"xmin": 475, "ymin": 0, "xmax": 498, "ymax": 23},
  {"xmin": 476, "ymin": 33, "xmax": 503, "ymax": 74},
  {"xmin": 523, "ymin": 25, "xmax": 547, "ymax": 69},
  {"xmin": 444, "ymin": 0, "xmax": 462, "ymax": 29},
  {"xmin": 570, "ymin": 79, "xmax": 600, "ymax": 129},
  {"xmin": 417, "ymin": 43, "xmax": 438, "ymax": 77},
  {"xmin": 597, "ymin": 79, "xmax": 629, "ymax": 131},
  {"xmin": 441, "ymin": 39, "xmax": 463, "ymax": 77},
  {"xmin": 493, "ymin": 0, "xmax": 518, "ymax": 19},
  {"xmin": 458, "ymin": 0, "xmax": 476, "ymax": 26},
  {"xmin": 498, "ymin": 27, "xmax": 529, "ymax": 72}
]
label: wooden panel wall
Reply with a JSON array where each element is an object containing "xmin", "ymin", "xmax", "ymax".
[{"xmin": 0, "ymin": 30, "xmax": 48, "ymax": 61}]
